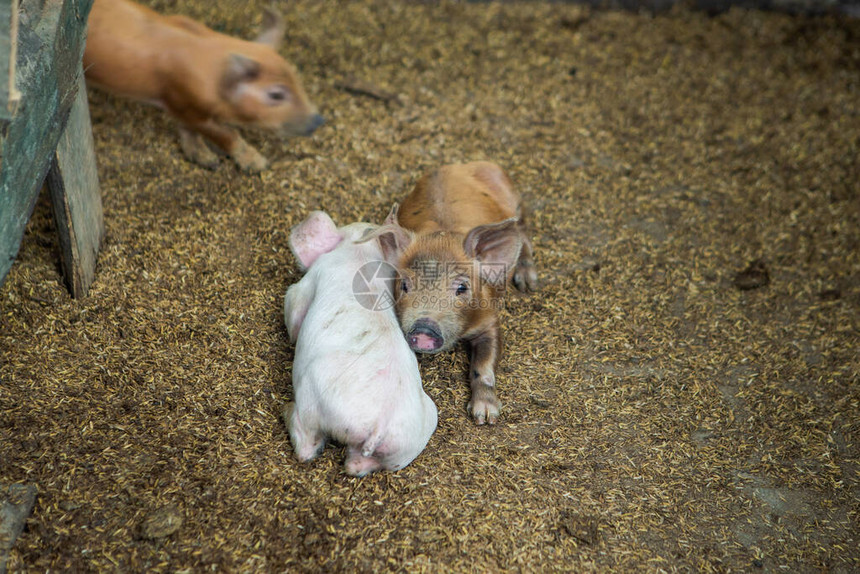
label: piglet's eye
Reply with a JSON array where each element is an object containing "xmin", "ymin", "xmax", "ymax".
[
  {"xmin": 266, "ymin": 86, "xmax": 291, "ymax": 104},
  {"xmin": 401, "ymin": 279, "xmax": 410, "ymax": 293},
  {"xmin": 456, "ymin": 283, "xmax": 469, "ymax": 295}
]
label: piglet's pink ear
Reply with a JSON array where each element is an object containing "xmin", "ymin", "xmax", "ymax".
[{"xmin": 289, "ymin": 211, "xmax": 342, "ymax": 271}]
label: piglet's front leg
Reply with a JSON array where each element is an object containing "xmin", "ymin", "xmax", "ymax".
[
  {"xmin": 229, "ymin": 134, "xmax": 268, "ymax": 173},
  {"xmin": 467, "ymin": 323, "xmax": 503, "ymax": 425},
  {"xmin": 183, "ymin": 119, "xmax": 268, "ymax": 173}
]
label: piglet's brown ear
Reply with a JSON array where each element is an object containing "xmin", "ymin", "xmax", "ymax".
[
  {"xmin": 463, "ymin": 218, "xmax": 523, "ymax": 288},
  {"xmin": 221, "ymin": 54, "xmax": 261, "ymax": 100},
  {"xmin": 256, "ymin": 6, "xmax": 285, "ymax": 48}
]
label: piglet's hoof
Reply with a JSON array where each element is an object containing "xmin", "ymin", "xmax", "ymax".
[
  {"xmin": 185, "ymin": 150, "xmax": 220, "ymax": 170},
  {"xmin": 468, "ymin": 395, "xmax": 501, "ymax": 425},
  {"xmin": 233, "ymin": 142, "xmax": 269, "ymax": 173},
  {"xmin": 513, "ymin": 262, "xmax": 539, "ymax": 293},
  {"xmin": 179, "ymin": 132, "xmax": 221, "ymax": 170},
  {"xmin": 238, "ymin": 153, "xmax": 268, "ymax": 174}
]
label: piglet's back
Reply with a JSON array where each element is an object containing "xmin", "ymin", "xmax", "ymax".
[
  {"xmin": 292, "ymin": 240, "xmax": 420, "ymax": 419},
  {"xmin": 398, "ymin": 161, "xmax": 521, "ymax": 235}
]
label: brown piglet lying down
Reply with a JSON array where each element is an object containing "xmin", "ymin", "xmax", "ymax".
[
  {"xmin": 84, "ymin": 0, "xmax": 323, "ymax": 173},
  {"xmin": 376, "ymin": 161, "xmax": 538, "ymax": 425}
]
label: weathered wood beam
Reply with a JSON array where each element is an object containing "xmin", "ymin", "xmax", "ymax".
[
  {"xmin": 47, "ymin": 71, "xmax": 103, "ymax": 298},
  {"xmin": 0, "ymin": 0, "xmax": 95, "ymax": 290}
]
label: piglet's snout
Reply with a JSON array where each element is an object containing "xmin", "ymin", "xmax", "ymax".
[
  {"xmin": 303, "ymin": 113, "xmax": 325, "ymax": 135},
  {"xmin": 407, "ymin": 319, "xmax": 444, "ymax": 353}
]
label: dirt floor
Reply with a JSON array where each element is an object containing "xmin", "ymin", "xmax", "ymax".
[{"xmin": 1, "ymin": 0, "xmax": 858, "ymax": 571}]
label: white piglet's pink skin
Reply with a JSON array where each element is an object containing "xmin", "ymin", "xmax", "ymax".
[{"xmin": 283, "ymin": 211, "xmax": 437, "ymax": 477}]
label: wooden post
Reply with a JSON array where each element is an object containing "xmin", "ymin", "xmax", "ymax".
[
  {"xmin": 47, "ymin": 71, "xmax": 103, "ymax": 298},
  {"xmin": 0, "ymin": 0, "xmax": 98, "ymax": 296}
]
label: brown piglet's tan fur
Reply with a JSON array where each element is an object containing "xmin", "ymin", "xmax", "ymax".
[
  {"xmin": 84, "ymin": 0, "xmax": 323, "ymax": 172},
  {"xmin": 377, "ymin": 161, "xmax": 538, "ymax": 425}
]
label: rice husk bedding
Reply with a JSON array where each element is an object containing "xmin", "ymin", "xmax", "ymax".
[{"xmin": 1, "ymin": 1, "xmax": 858, "ymax": 571}]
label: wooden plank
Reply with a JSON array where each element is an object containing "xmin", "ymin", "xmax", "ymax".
[
  {"xmin": 0, "ymin": 0, "xmax": 94, "ymax": 290},
  {"xmin": 47, "ymin": 71, "xmax": 103, "ymax": 298}
]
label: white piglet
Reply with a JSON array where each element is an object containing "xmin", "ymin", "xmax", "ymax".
[{"xmin": 283, "ymin": 211, "xmax": 438, "ymax": 476}]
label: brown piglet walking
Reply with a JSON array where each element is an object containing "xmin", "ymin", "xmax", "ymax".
[
  {"xmin": 84, "ymin": 0, "xmax": 324, "ymax": 173},
  {"xmin": 376, "ymin": 161, "xmax": 538, "ymax": 425}
]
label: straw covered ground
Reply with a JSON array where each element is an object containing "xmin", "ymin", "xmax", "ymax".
[{"xmin": 2, "ymin": 0, "xmax": 859, "ymax": 571}]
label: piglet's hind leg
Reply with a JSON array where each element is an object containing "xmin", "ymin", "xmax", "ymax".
[
  {"xmin": 283, "ymin": 403, "xmax": 325, "ymax": 462},
  {"xmin": 178, "ymin": 126, "xmax": 220, "ymax": 169},
  {"xmin": 513, "ymin": 221, "xmax": 539, "ymax": 292},
  {"xmin": 513, "ymin": 238, "xmax": 538, "ymax": 292}
]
